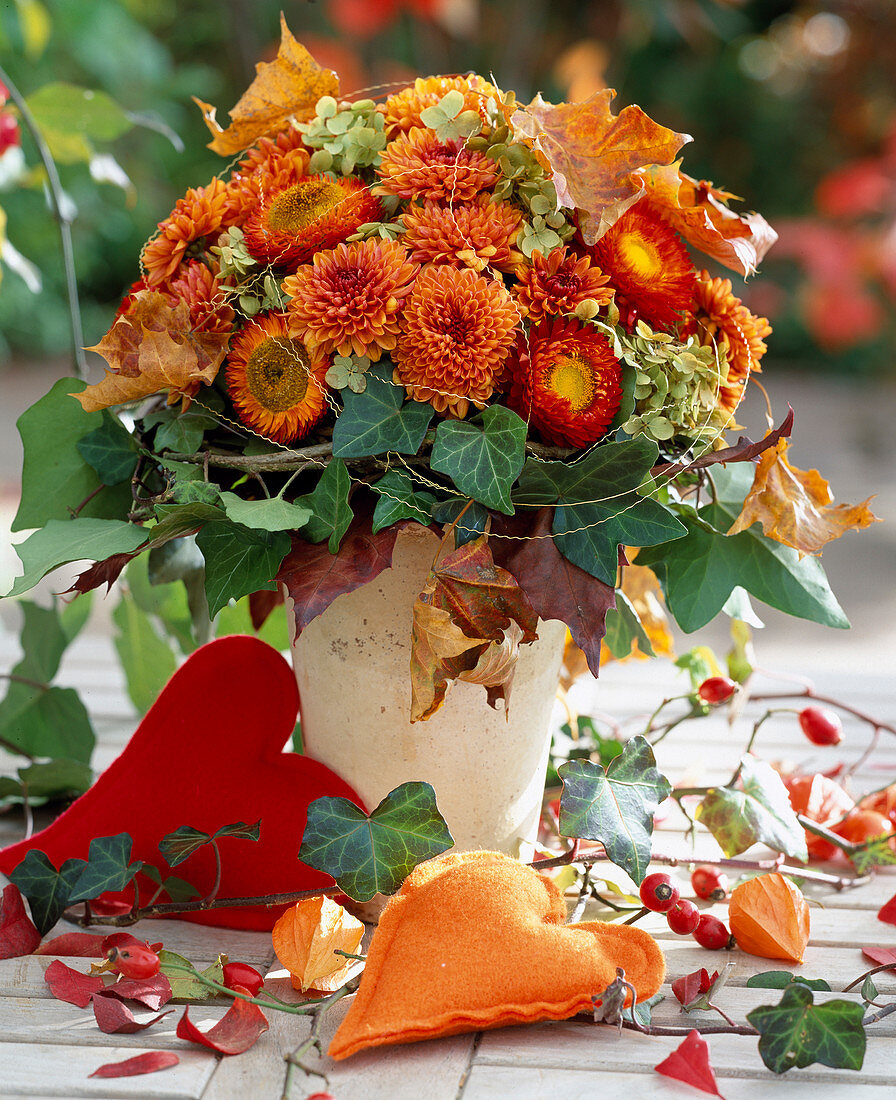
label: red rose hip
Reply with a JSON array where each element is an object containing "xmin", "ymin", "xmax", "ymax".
[
  {"xmin": 798, "ymin": 706, "xmax": 843, "ymax": 746},
  {"xmin": 666, "ymin": 898, "xmax": 700, "ymax": 935},
  {"xmin": 639, "ymin": 872, "xmax": 680, "ymax": 913},
  {"xmin": 691, "ymin": 864, "xmax": 729, "ymax": 901},
  {"xmin": 697, "ymin": 676, "xmax": 737, "ymax": 704},
  {"xmin": 693, "ymin": 913, "xmax": 731, "ymax": 950}
]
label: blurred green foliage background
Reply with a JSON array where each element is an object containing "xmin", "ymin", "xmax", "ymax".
[{"xmin": 0, "ymin": 0, "xmax": 893, "ymax": 373}]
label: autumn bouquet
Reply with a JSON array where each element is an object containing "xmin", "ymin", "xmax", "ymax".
[{"xmin": 8, "ymin": 19, "xmax": 876, "ymax": 718}]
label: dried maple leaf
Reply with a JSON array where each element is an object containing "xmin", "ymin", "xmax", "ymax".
[
  {"xmin": 410, "ymin": 601, "xmax": 491, "ymax": 722},
  {"xmin": 727, "ymin": 437, "xmax": 879, "ymax": 555},
  {"xmin": 638, "ymin": 162, "xmax": 777, "ymax": 276},
  {"xmin": 272, "ymin": 896, "xmax": 364, "ymax": 992},
  {"xmin": 193, "ymin": 14, "xmax": 339, "ymax": 156},
  {"xmin": 511, "ymin": 89, "xmax": 691, "ymax": 244},
  {"xmin": 78, "ymin": 292, "xmax": 229, "ymax": 412}
]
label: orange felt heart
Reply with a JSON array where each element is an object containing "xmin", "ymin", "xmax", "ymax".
[{"xmin": 328, "ymin": 850, "xmax": 665, "ymax": 1059}]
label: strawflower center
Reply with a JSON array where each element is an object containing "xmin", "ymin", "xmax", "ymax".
[
  {"xmin": 246, "ymin": 338, "xmax": 310, "ymax": 412},
  {"xmin": 546, "ymin": 354, "xmax": 596, "ymax": 411},
  {"xmin": 267, "ymin": 180, "xmax": 345, "ymax": 234},
  {"xmin": 618, "ymin": 234, "xmax": 661, "ymax": 280}
]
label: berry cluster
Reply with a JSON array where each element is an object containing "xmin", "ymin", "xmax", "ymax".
[{"xmin": 638, "ymin": 868, "xmax": 733, "ymax": 949}]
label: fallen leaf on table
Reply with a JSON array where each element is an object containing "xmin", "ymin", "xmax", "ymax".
[
  {"xmin": 654, "ymin": 1029, "xmax": 725, "ymax": 1097},
  {"xmin": 672, "ymin": 967, "xmax": 718, "ymax": 1008},
  {"xmin": 92, "ymin": 991, "xmax": 172, "ymax": 1035},
  {"xmin": 863, "ymin": 945, "xmax": 896, "ymax": 968},
  {"xmin": 101, "ymin": 973, "xmax": 172, "ymax": 1011},
  {"xmin": 35, "ymin": 932, "xmax": 106, "ymax": 957},
  {"xmin": 272, "ymin": 895, "xmax": 364, "ymax": 992},
  {"xmin": 176, "ymin": 985, "xmax": 269, "ymax": 1054},
  {"xmin": 44, "ymin": 959, "xmax": 106, "ymax": 1008},
  {"xmin": 0, "ymin": 883, "xmax": 41, "ymax": 959},
  {"xmin": 877, "ymin": 893, "xmax": 896, "ymax": 926},
  {"xmin": 89, "ymin": 1051, "xmax": 179, "ymax": 1078}
]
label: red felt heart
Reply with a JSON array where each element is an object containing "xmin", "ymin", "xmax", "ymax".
[{"xmin": 0, "ymin": 636, "xmax": 362, "ymax": 930}]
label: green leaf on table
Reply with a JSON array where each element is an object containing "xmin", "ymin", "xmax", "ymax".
[
  {"xmin": 67, "ymin": 833, "xmax": 140, "ymax": 904},
  {"xmin": 430, "ymin": 407, "xmax": 527, "ymax": 514},
  {"xmin": 76, "ymin": 416, "xmax": 139, "ymax": 485},
  {"xmin": 158, "ymin": 950, "xmax": 226, "ymax": 1000},
  {"xmin": 6, "ymin": 518, "xmax": 147, "ymax": 598},
  {"xmin": 557, "ymin": 735, "xmax": 672, "ymax": 884},
  {"xmin": 0, "ymin": 683, "xmax": 95, "ymax": 762},
  {"xmin": 514, "ymin": 438, "xmax": 685, "ymax": 584},
  {"xmin": 218, "ymin": 493, "xmax": 313, "ymax": 533},
  {"xmin": 603, "ymin": 592, "xmax": 655, "ymax": 658},
  {"xmin": 747, "ymin": 971, "xmax": 831, "ymax": 992},
  {"xmin": 298, "ymin": 781, "xmax": 454, "ymax": 902},
  {"xmin": 8, "ymin": 850, "xmax": 87, "ymax": 934},
  {"xmin": 370, "ymin": 470, "xmax": 437, "ymax": 531},
  {"xmin": 332, "ymin": 363, "xmax": 433, "ymax": 458},
  {"xmin": 140, "ymin": 865, "xmax": 200, "ymax": 904},
  {"xmin": 294, "ymin": 459, "xmax": 353, "ymax": 552},
  {"xmin": 696, "ymin": 757, "xmax": 808, "ymax": 862},
  {"xmin": 13, "ymin": 378, "xmax": 132, "ymax": 531},
  {"xmin": 861, "ymin": 976, "xmax": 879, "ymax": 1003},
  {"xmin": 746, "ymin": 984, "xmax": 866, "ymax": 1074},
  {"xmin": 622, "ymin": 991, "xmax": 664, "ymax": 1028},
  {"xmin": 112, "ymin": 597, "xmax": 178, "ymax": 714},
  {"xmin": 196, "ymin": 520, "xmax": 291, "ymax": 617},
  {"xmin": 158, "ymin": 826, "xmax": 213, "ymax": 868},
  {"xmin": 637, "ymin": 465, "xmax": 849, "ymax": 633},
  {"xmin": 16, "ymin": 759, "xmax": 93, "ymax": 800}
]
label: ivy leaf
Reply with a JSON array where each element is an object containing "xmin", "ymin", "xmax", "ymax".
[
  {"xmin": 603, "ymin": 591, "xmax": 655, "ymax": 659},
  {"xmin": 8, "ymin": 850, "xmax": 87, "ymax": 934},
  {"xmin": 14, "ymin": 759, "xmax": 93, "ymax": 801},
  {"xmin": 746, "ymin": 971, "xmax": 831, "ymax": 991},
  {"xmin": 76, "ymin": 416, "xmax": 139, "ymax": 485},
  {"xmin": 558, "ymin": 735, "xmax": 671, "ymax": 884},
  {"xmin": 696, "ymin": 757, "xmax": 808, "ymax": 862},
  {"xmin": 432, "ymin": 498, "xmax": 490, "ymax": 546},
  {"xmin": 140, "ymin": 865, "xmax": 200, "ymax": 904},
  {"xmin": 218, "ymin": 492, "xmax": 313, "ymax": 533},
  {"xmin": 112, "ymin": 596, "xmax": 178, "ymax": 715},
  {"xmin": 67, "ymin": 833, "xmax": 140, "ymax": 905},
  {"xmin": 370, "ymin": 470, "xmax": 437, "ymax": 531},
  {"xmin": 298, "ymin": 782, "xmax": 454, "ymax": 902},
  {"xmin": 158, "ymin": 826, "xmax": 213, "ymax": 868},
  {"xmin": 746, "ymin": 984, "xmax": 866, "ymax": 1074},
  {"xmin": 294, "ymin": 459, "xmax": 353, "ymax": 552},
  {"xmin": 195, "ymin": 520, "xmax": 291, "ymax": 618},
  {"xmin": 213, "ymin": 820, "xmax": 261, "ymax": 842},
  {"xmin": 331, "ymin": 362, "xmax": 433, "ymax": 458},
  {"xmin": 0, "ymin": 682, "xmax": 95, "ymax": 763},
  {"xmin": 430, "ymin": 407, "xmax": 527, "ymax": 514},
  {"xmin": 158, "ymin": 950, "xmax": 226, "ymax": 1001}
]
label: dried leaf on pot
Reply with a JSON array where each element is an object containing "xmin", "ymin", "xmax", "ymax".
[
  {"xmin": 728, "ymin": 873, "xmax": 810, "ymax": 963},
  {"xmin": 272, "ymin": 896, "xmax": 364, "ymax": 992}
]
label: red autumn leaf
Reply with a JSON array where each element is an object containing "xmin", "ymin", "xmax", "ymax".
[
  {"xmin": 92, "ymin": 991, "xmax": 172, "ymax": 1034},
  {"xmin": 0, "ymin": 883, "xmax": 41, "ymax": 959},
  {"xmin": 63, "ymin": 552, "xmax": 138, "ymax": 596},
  {"xmin": 877, "ymin": 894, "xmax": 896, "ymax": 926},
  {"xmin": 89, "ymin": 1051, "xmax": 180, "ymax": 1079},
  {"xmin": 278, "ymin": 512, "xmax": 412, "ymax": 639},
  {"xmin": 672, "ymin": 967, "xmax": 717, "ymax": 1007},
  {"xmin": 35, "ymin": 932, "xmax": 106, "ymax": 956},
  {"xmin": 655, "ymin": 1029, "xmax": 725, "ymax": 1097},
  {"xmin": 862, "ymin": 946, "xmax": 896, "ymax": 968},
  {"xmin": 44, "ymin": 959, "xmax": 106, "ymax": 1008},
  {"xmin": 491, "ymin": 507, "xmax": 616, "ymax": 677},
  {"xmin": 249, "ymin": 586, "xmax": 283, "ymax": 631},
  {"xmin": 90, "ymin": 898, "xmax": 134, "ymax": 917},
  {"xmin": 103, "ymin": 973, "xmax": 172, "ymax": 1011},
  {"xmin": 176, "ymin": 985, "xmax": 269, "ymax": 1054}
]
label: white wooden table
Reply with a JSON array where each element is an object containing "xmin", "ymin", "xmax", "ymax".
[{"xmin": 1, "ymin": 632, "xmax": 895, "ymax": 1099}]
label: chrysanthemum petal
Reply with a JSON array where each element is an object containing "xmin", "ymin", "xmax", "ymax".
[{"xmin": 376, "ymin": 127, "xmax": 500, "ymax": 203}]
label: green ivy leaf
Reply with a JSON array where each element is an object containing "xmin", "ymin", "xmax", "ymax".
[
  {"xmin": 746, "ymin": 972, "xmax": 831, "ymax": 992},
  {"xmin": 218, "ymin": 493, "xmax": 313, "ymax": 533},
  {"xmin": 331, "ymin": 363, "xmax": 433, "ymax": 458},
  {"xmin": 431, "ymin": 498, "xmax": 490, "ymax": 546},
  {"xmin": 67, "ymin": 833, "xmax": 140, "ymax": 904},
  {"xmin": 157, "ymin": 950, "xmax": 226, "ymax": 1000},
  {"xmin": 0, "ymin": 683, "xmax": 95, "ymax": 762},
  {"xmin": 746, "ymin": 984, "xmax": 866, "ymax": 1074},
  {"xmin": 149, "ymin": 410, "xmax": 219, "ymax": 454},
  {"xmin": 370, "ymin": 470, "xmax": 437, "ymax": 531},
  {"xmin": 196, "ymin": 520, "xmax": 291, "ymax": 618},
  {"xmin": 158, "ymin": 826, "xmax": 213, "ymax": 868},
  {"xmin": 112, "ymin": 597, "xmax": 178, "ymax": 715},
  {"xmin": 9, "ymin": 850, "xmax": 87, "ymax": 934},
  {"xmin": 11, "ymin": 601, "xmax": 69, "ymax": 684},
  {"xmin": 298, "ymin": 782, "xmax": 454, "ymax": 901},
  {"xmin": 140, "ymin": 865, "xmax": 200, "ymax": 904},
  {"xmin": 295, "ymin": 459, "xmax": 353, "ymax": 552},
  {"xmin": 603, "ymin": 592, "xmax": 655, "ymax": 658},
  {"xmin": 558, "ymin": 736, "xmax": 672, "ymax": 884},
  {"xmin": 76, "ymin": 416, "xmax": 139, "ymax": 485},
  {"xmin": 213, "ymin": 820, "xmax": 261, "ymax": 842},
  {"xmin": 696, "ymin": 757, "xmax": 808, "ymax": 862},
  {"xmin": 430, "ymin": 407, "xmax": 527, "ymax": 514},
  {"xmin": 15, "ymin": 759, "xmax": 93, "ymax": 800}
]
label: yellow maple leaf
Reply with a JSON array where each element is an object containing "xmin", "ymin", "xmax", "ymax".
[
  {"xmin": 272, "ymin": 896, "xmax": 364, "ymax": 993},
  {"xmin": 727, "ymin": 437, "xmax": 880, "ymax": 555},
  {"xmin": 511, "ymin": 89, "xmax": 691, "ymax": 244},
  {"xmin": 77, "ymin": 291, "xmax": 229, "ymax": 412},
  {"xmin": 193, "ymin": 14, "xmax": 339, "ymax": 156}
]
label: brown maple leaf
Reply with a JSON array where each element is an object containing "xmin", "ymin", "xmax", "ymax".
[
  {"xmin": 727, "ymin": 437, "xmax": 880, "ymax": 555},
  {"xmin": 511, "ymin": 89, "xmax": 691, "ymax": 244},
  {"xmin": 193, "ymin": 14, "xmax": 339, "ymax": 156},
  {"xmin": 78, "ymin": 292, "xmax": 229, "ymax": 412}
]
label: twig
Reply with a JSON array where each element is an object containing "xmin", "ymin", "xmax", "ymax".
[
  {"xmin": 71, "ymin": 885, "xmax": 341, "ymax": 926},
  {"xmin": 281, "ymin": 979, "xmax": 360, "ymax": 1099},
  {"xmin": 843, "ymin": 963, "xmax": 896, "ymax": 994},
  {"xmin": 863, "ymin": 1002, "xmax": 896, "ymax": 1026}
]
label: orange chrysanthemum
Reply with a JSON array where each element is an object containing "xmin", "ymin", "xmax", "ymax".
[
  {"xmin": 242, "ymin": 173, "xmax": 382, "ymax": 272},
  {"xmin": 688, "ymin": 270, "xmax": 772, "ymax": 414},
  {"xmin": 382, "ymin": 75, "xmax": 495, "ymax": 137},
  {"xmin": 168, "ymin": 260, "xmax": 235, "ymax": 336},
  {"xmin": 142, "ymin": 179, "xmax": 238, "ymax": 287},
  {"xmin": 392, "ymin": 265, "xmax": 519, "ymax": 417},
  {"xmin": 401, "ymin": 197, "xmax": 523, "ymax": 274},
  {"xmin": 504, "ymin": 318, "xmax": 623, "ymax": 448},
  {"xmin": 283, "ymin": 238, "xmax": 419, "ymax": 361},
  {"xmin": 225, "ymin": 312, "xmax": 329, "ymax": 444},
  {"xmin": 515, "ymin": 246, "xmax": 615, "ymax": 323},
  {"xmin": 589, "ymin": 201, "xmax": 695, "ymax": 329},
  {"xmin": 376, "ymin": 128, "xmax": 500, "ymax": 203}
]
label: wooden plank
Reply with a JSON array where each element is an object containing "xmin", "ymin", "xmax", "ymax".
[{"xmin": 0, "ymin": 1040, "xmax": 216, "ymax": 1098}]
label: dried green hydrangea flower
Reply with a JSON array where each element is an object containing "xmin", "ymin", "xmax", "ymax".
[
  {"xmin": 209, "ymin": 226, "xmax": 256, "ymax": 278},
  {"xmin": 326, "ymin": 354, "xmax": 371, "ymax": 394},
  {"xmin": 298, "ymin": 97, "xmax": 387, "ymax": 175}
]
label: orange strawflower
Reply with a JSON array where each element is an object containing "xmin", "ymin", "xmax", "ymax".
[
  {"xmin": 168, "ymin": 260, "xmax": 235, "ymax": 336},
  {"xmin": 392, "ymin": 265, "xmax": 519, "ymax": 417},
  {"xmin": 689, "ymin": 270, "xmax": 772, "ymax": 414},
  {"xmin": 376, "ymin": 128, "xmax": 500, "ymax": 203},
  {"xmin": 401, "ymin": 197, "xmax": 523, "ymax": 274},
  {"xmin": 227, "ymin": 130, "xmax": 311, "ymax": 224},
  {"xmin": 382, "ymin": 75, "xmax": 495, "ymax": 137},
  {"xmin": 283, "ymin": 238, "xmax": 419, "ymax": 361},
  {"xmin": 142, "ymin": 179, "xmax": 238, "ymax": 287},
  {"xmin": 589, "ymin": 201, "xmax": 695, "ymax": 329},
  {"xmin": 242, "ymin": 174, "xmax": 382, "ymax": 272},
  {"xmin": 225, "ymin": 312, "xmax": 329, "ymax": 444},
  {"xmin": 504, "ymin": 318, "xmax": 623, "ymax": 448},
  {"xmin": 515, "ymin": 246, "xmax": 615, "ymax": 323}
]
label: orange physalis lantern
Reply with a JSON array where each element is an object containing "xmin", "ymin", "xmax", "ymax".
[
  {"xmin": 728, "ymin": 873, "xmax": 810, "ymax": 964},
  {"xmin": 271, "ymin": 895, "xmax": 364, "ymax": 992}
]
